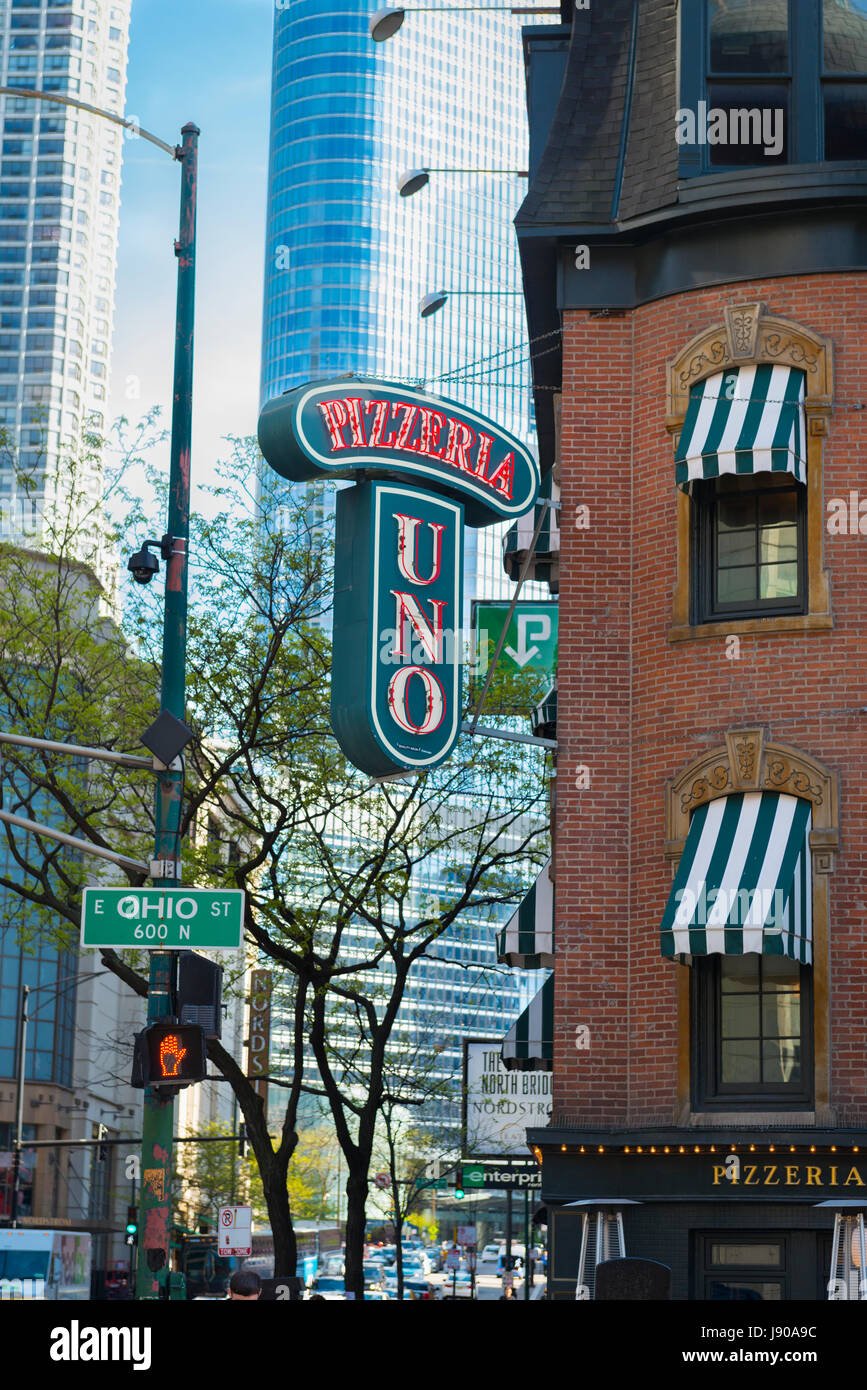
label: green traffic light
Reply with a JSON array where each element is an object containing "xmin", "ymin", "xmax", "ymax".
[
  {"xmin": 455, "ymin": 1188, "xmax": 464, "ymax": 1199},
  {"xmin": 125, "ymin": 1222, "xmax": 137, "ymax": 1235}
]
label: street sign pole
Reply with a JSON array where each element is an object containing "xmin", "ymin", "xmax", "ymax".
[{"xmin": 138, "ymin": 121, "xmax": 198, "ymax": 1301}]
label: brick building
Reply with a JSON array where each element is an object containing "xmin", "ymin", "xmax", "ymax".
[{"xmin": 513, "ymin": 0, "xmax": 867, "ymax": 1299}]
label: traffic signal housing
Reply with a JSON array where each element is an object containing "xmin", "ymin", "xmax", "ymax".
[
  {"xmin": 130, "ymin": 1021, "xmax": 207, "ymax": 1090},
  {"xmin": 454, "ymin": 1186, "xmax": 465, "ymax": 1200},
  {"xmin": 125, "ymin": 1204, "xmax": 138, "ymax": 1247}
]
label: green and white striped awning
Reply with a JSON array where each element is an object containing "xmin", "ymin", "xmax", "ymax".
[
  {"xmin": 503, "ymin": 469, "xmax": 560, "ymax": 589},
  {"xmin": 660, "ymin": 792, "xmax": 812, "ymax": 963},
  {"xmin": 675, "ymin": 365, "xmax": 806, "ymax": 488},
  {"xmin": 497, "ymin": 860, "xmax": 554, "ymax": 968},
  {"xmin": 532, "ymin": 682, "xmax": 557, "ymax": 741},
  {"xmin": 501, "ymin": 974, "xmax": 554, "ymax": 1072}
]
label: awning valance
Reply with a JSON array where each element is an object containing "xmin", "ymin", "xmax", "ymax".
[
  {"xmin": 503, "ymin": 470, "xmax": 560, "ymax": 591},
  {"xmin": 660, "ymin": 791, "xmax": 812, "ymax": 963},
  {"xmin": 675, "ymin": 365, "xmax": 806, "ymax": 489},
  {"xmin": 501, "ymin": 974, "xmax": 554, "ymax": 1071},
  {"xmin": 497, "ymin": 859, "xmax": 554, "ymax": 968},
  {"xmin": 532, "ymin": 683, "xmax": 557, "ymax": 741}
]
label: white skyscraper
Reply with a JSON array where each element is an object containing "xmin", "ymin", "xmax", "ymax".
[{"xmin": 0, "ymin": 0, "xmax": 130, "ymax": 583}]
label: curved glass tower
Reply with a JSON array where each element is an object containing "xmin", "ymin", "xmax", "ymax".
[{"xmin": 260, "ymin": 0, "xmax": 554, "ymax": 1132}]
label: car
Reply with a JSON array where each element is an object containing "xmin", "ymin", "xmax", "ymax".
[
  {"xmin": 384, "ymin": 1276, "xmax": 438, "ymax": 1301},
  {"xmin": 426, "ymin": 1248, "xmax": 444, "ymax": 1272},
  {"xmin": 363, "ymin": 1263, "xmax": 387, "ymax": 1290},
  {"xmin": 481, "ymin": 1243, "xmax": 501, "ymax": 1262},
  {"xmin": 307, "ymin": 1275, "xmax": 347, "ymax": 1301},
  {"xmin": 441, "ymin": 1268, "xmax": 474, "ymax": 1299},
  {"xmin": 403, "ymin": 1252, "xmax": 431, "ymax": 1276}
]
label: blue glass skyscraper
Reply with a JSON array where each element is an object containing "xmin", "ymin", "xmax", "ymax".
[{"xmin": 260, "ymin": 0, "xmax": 554, "ymax": 1125}]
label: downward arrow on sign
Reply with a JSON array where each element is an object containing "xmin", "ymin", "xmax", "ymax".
[{"xmin": 504, "ymin": 614, "xmax": 551, "ymax": 668}]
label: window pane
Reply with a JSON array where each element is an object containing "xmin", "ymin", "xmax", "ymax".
[
  {"xmin": 762, "ymin": 956, "xmax": 800, "ymax": 991},
  {"xmin": 824, "ymin": 0, "xmax": 867, "ymax": 73},
  {"xmin": 762, "ymin": 1038, "xmax": 801, "ymax": 1084},
  {"xmin": 758, "ymin": 489, "xmax": 797, "ymax": 526},
  {"xmin": 825, "ymin": 82, "xmax": 867, "ymax": 158},
  {"xmin": 721, "ymin": 956, "xmax": 760, "ymax": 991},
  {"xmin": 718, "ymin": 492, "xmax": 756, "ymax": 530},
  {"xmin": 721, "ymin": 1039, "xmax": 761, "ymax": 1082},
  {"xmin": 709, "ymin": 0, "xmax": 790, "ymax": 72},
  {"xmin": 709, "ymin": 1279, "xmax": 783, "ymax": 1300},
  {"xmin": 710, "ymin": 1243, "xmax": 782, "ymax": 1267},
  {"xmin": 706, "ymin": 85, "xmax": 789, "ymax": 165},
  {"xmin": 762, "ymin": 992, "xmax": 801, "ymax": 1038},
  {"xmin": 760, "ymin": 524, "xmax": 798, "ymax": 565},
  {"xmin": 719, "ymin": 528, "xmax": 756, "ymax": 566},
  {"xmin": 722, "ymin": 992, "xmax": 760, "ymax": 1038},
  {"xmin": 759, "ymin": 561, "xmax": 798, "ymax": 598},
  {"xmin": 718, "ymin": 565, "xmax": 757, "ymax": 603}
]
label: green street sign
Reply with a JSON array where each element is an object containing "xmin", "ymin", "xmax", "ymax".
[
  {"xmin": 81, "ymin": 887, "xmax": 245, "ymax": 950},
  {"xmin": 414, "ymin": 1176, "xmax": 448, "ymax": 1190},
  {"xmin": 473, "ymin": 601, "xmax": 558, "ymax": 679}
]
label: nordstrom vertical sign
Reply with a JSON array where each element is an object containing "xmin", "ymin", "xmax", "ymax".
[{"xmin": 258, "ymin": 378, "xmax": 539, "ymax": 776}]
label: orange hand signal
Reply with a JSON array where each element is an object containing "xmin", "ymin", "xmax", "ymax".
[{"xmin": 159, "ymin": 1034, "xmax": 187, "ymax": 1078}]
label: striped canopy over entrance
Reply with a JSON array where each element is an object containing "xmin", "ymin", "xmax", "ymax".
[
  {"xmin": 660, "ymin": 792, "xmax": 812, "ymax": 963},
  {"xmin": 497, "ymin": 860, "xmax": 554, "ymax": 969},
  {"xmin": 501, "ymin": 975, "xmax": 553, "ymax": 1071},
  {"xmin": 675, "ymin": 364, "xmax": 806, "ymax": 488}
]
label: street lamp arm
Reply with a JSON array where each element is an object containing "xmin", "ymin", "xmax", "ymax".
[
  {"xmin": 0, "ymin": 87, "xmax": 180, "ymax": 158},
  {"xmin": 0, "ymin": 807, "xmax": 150, "ymax": 875}
]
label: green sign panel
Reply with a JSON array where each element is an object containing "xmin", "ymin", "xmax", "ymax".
[
  {"xmin": 80, "ymin": 887, "xmax": 245, "ymax": 950},
  {"xmin": 473, "ymin": 601, "xmax": 558, "ymax": 678},
  {"xmin": 257, "ymin": 377, "xmax": 539, "ymax": 527},
  {"xmin": 331, "ymin": 480, "xmax": 464, "ymax": 778}
]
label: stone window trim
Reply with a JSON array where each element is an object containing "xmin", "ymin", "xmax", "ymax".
[
  {"xmin": 665, "ymin": 302, "xmax": 834, "ymax": 643},
  {"xmin": 664, "ymin": 730, "xmax": 838, "ymax": 1126}
]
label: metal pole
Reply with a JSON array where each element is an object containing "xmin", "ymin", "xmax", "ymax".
[
  {"xmin": 523, "ymin": 1186, "xmax": 530, "ymax": 1300},
  {"xmin": 10, "ymin": 985, "xmax": 29, "ymax": 1228},
  {"xmin": 137, "ymin": 121, "xmax": 199, "ymax": 1301},
  {"xmin": 505, "ymin": 1187, "xmax": 512, "ymax": 1291}
]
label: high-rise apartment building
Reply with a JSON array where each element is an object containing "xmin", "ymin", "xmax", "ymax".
[
  {"xmin": 260, "ymin": 0, "xmax": 556, "ymax": 1126},
  {"xmin": 0, "ymin": 0, "xmax": 129, "ymax": 575}
]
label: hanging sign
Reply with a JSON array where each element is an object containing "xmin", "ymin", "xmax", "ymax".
[
  {"xmin": 258, "ymin": 377, "xmax": 540, "ymax": 777},
  {"xmin": 332, "ymin": 480, "xmax": 463, "ymax": 777},
  {"xmin": 257, "ymin": 377, "xmax": 539, "ymax": 526}
]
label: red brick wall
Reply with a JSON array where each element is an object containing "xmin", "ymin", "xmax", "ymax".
[{"xmin": 554, "ymin": 275, "xmax": 867, "ymax": 1125}]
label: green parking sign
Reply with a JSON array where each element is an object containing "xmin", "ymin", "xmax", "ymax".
[{"xmin": 473, "ymin": 601, "xmax": 558, "ymax": 679}]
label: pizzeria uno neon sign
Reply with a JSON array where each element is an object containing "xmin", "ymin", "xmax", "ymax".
[{"xmin": 258, "ymin": 378, "xmax": 540, "ymax": 777}]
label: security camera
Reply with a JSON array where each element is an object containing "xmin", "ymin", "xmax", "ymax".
[
  {"xmin": 127, "ymin": 535, "xmax": 174, "ymax": 585},
  {"xmin": 127, "ymin": 547, "xmax": 160, "ymax": 584}
]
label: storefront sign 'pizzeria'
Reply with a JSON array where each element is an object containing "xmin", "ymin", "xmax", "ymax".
[{"xmin": 258, "ymin": 378, "xmax": 540, "ymax": 777}]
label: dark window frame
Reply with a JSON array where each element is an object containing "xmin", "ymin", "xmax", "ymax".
[
  {"xmin": 680, "ymin": 0, "xmax": 867, "ymax": 174},
  {"xmin": 690, "ymin": 473, "xmax": 807, "ymax": 624},
  {"xmin": 691, "ymin": 953, "xmax": 815, "ymax": 1111}
]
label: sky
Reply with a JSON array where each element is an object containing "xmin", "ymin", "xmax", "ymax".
[{"xmin": 107, "ymin": 0, "xmax": 273, "ymax": 514}]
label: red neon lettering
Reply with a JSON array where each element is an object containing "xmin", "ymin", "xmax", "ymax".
[
  {"xmin": 444, "ymin": 418, "xmax": 476, "ymax": 473},
  {"xmin": 474, "ymin": 432, "xmax": 493, "ymax": 479},
  {"xmin": 395, "ymin": 514, "xmax": 445, "ymax": 586},
  {"xmin": 316, "ymin": 399, "xmax": 350, "ymax": 450},
  {"xmin": 409, "ymin": 408, "xmax": 447, "ymax": 459},
  {"xmin": 391, "ymin": 591, "xmax": 446, "ymax": 662},
  {"xmin": 343, "ymin": 397, "xmax": 368, "ymax": 447},
  {"xmin": 387, "ymin": 666, "xmax": 446, "ymax": 735},
  {"xmin": 392, "ymin": 402, "xmax": 419, "ymax": 450},
  {"xmin": 365, "ymin": 399, "xmax": 393, "ymax": 447},
  {"xmin": 485, "ymin": 450, "xmax": 515, "ymax": 499}
]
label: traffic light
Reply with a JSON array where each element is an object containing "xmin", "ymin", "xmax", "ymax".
[
  {"xmin": 238, "ymin": 1122, "xmax": 247, "ymax": 1158},
  {"xmin": 130, "ymin": 1022, "xmax": 207, "ymax": 1090},
  {"xmin": 125, "ymin": 1204, "xmax": 138, "ymax": 1247},
  {"xmin": 454, "ymin": 1186, "xmax": 465, "ymax": 1200},
  {"xmin": 96, "ymin": 1122, "xmax": 108, "ymax": 1161},
  {"xmin": 176, "ymin": 951, "xmax": 223, "ymax": 1038}
]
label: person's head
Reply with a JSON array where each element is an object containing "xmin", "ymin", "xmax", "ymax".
[{"xmin": 228, "ymin": 1270, "xmax": 262, "ymax": 1300}]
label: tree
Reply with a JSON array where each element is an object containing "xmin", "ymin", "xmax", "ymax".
[{"xmin": 0, "ymin": 425, "xmax": 550, "ymax": 1297}]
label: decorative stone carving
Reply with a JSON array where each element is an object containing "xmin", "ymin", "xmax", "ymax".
[
  {"xmin": 680, "ymin": 764, "xmax": 730, "ymax": 814},
  {"xmin": 726, "ymin": 728, "xmax": 764, "ymax": 789},
  {"xmin": 763, "ymin": 755, "xmax": 824, "ymax": 805},
  {"xmin": 725, "ymin": 302, "xmax": 764, "ymax": 359}
]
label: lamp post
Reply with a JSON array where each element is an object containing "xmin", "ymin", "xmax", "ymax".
[
  {"xmin": 397, "ymin": 166, "xmax": 527, "ymax": 197},
  {"xmin": 0, "ymin": 87, "xmax": 199, "ymax": 1297},
  {"xmin": 370, "ymin": 5, "xmax": 560, "ymax": 42},
  {"xmin": 419, "ymin": 288, "xmax": 523, "ymax": 317}
]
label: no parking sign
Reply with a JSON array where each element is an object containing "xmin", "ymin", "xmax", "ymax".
[{"xmin": 218, "ymin": 1205, "xmax": 253, "ymax": 1257}]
